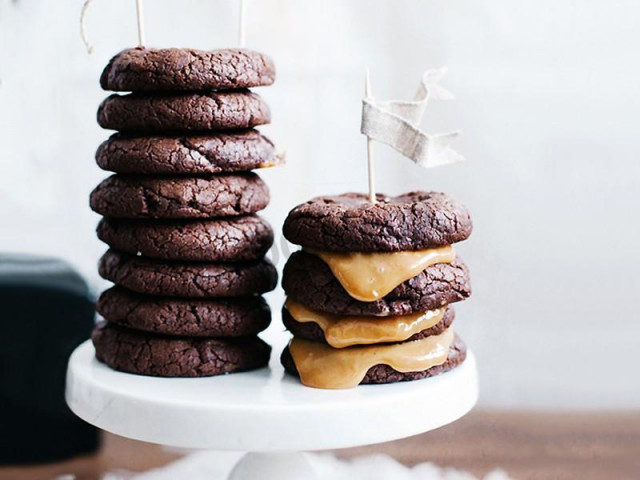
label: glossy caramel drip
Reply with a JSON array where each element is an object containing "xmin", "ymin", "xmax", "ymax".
[
  {"xmin": 288, "ymin": 328, "xmax": 454, "ymax": 389},
  {"xmin": 307, "ymin": 246, "xmax": 455, "ymax": 302},
  {"xmin": 285, "ymin": 299, "xmax": 445, "ymax": 348}
]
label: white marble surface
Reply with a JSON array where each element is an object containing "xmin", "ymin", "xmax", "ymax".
[{"xmin": 65, "ymin": 336, "xmax": 478, "ymax": 451}]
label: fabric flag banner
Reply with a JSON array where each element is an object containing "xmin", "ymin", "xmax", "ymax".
[{"xmin": 360, "ymin": 68, "xmax": 464, "ymax": 168}]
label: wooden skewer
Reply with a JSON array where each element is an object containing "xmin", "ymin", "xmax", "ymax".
[
  {"xmin": 365, "ymin": 68, "xmax": 376, "ymax": 204},
  {"xmin": 136, "ymin": 0, "xmax": 146, "ymax": 46}
]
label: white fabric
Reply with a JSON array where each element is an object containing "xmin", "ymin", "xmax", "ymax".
[
  {"xmin": 101, "ymin": 451, "xmax": 512, "ymax": 480},
  {"xmin": 361, "ymin": 68, "xmax": 464, "ymax": 168}
]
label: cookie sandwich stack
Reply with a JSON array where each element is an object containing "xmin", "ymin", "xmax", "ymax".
[
  {"xmin": 280, "ymin": 192, "xmax": 472, "ymax": 389},
  {"xmin": 89, "ymin": 47, "xmax": 279, "ymax": 377}
]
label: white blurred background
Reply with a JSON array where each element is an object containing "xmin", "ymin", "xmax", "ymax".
[{"xmin": 1, "ymin": 0, "xmax": 638, "ymax": 409}]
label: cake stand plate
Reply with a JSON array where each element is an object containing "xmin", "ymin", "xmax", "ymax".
[
  {"xmin": 66, "ymin": 335, "xmax": 478, "ymax": 479},
  {"xmin": 66, "ymin": 339, "xmax": 477, "ymax": 451}
]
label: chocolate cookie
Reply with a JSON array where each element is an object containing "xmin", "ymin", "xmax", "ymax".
[
  {"xmin": 90, "ymin": 173, "xmax": 269, "ymax": 219},
  {"xmin": 92, "ymin": 322, "xmax": 271, "ymax": 377},
  {"xmin": 97, "ymin": 91, "xmax": 270, "ymax": 132},
  {"xmin": 282, "ymin": 305, "xmax": 455, "ymax": 345},
  {"xmin": 97, "ymin": 215, "xmax": 273, "ymax": 262},
  {"xmin": 96, "ymin": 130, "xmax": 277, "ymax": 174},
  {"xmin": 99, "ymin": 250, "xmax": 277, "ymax": 298},
  {"xmin": 97, "ymin": 287, "xmax": 270, "ymax": 337},
  {"xmin": 281, "ymin": 335, "xmax": 467, "ymax": 385},
  {"xmin": 283, "ymin": 192, "xmax": 472, "ymax": 252},
  {"xmin": 100, "ymin": 47, "xmax": 275, "ymax": 92},
  {"xmin": 282, "ymin": 251, "xmax": 471, "ymax": 316}
]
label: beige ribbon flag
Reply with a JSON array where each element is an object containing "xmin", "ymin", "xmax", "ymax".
[{"xmin": 361, "ymin": 68, "xmax": 464, "ymax": 168}]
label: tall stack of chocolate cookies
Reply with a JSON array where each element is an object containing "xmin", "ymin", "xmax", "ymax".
[
  {"xmin": 280, "ymin": 192, "xmax": 472, "ymax": 389},
  {"xmin": 89, "ymin": 47, "xmax": 279, "ymax": 377}
]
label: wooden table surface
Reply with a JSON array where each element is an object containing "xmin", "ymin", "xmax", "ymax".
[{"xmin": 1, "ymin": 411, "xmax": 639, "ymax": 480}]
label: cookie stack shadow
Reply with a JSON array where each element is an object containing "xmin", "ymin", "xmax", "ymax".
[
  {"xmin": 279, "ymin": 192, "xmax": 473, "ymax": 389},
  {"xmin": 89, "ymin": 47, "xmax": 278, "ymax": 377}
]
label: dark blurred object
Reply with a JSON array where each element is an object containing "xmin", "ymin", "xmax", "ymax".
[{"xmin": 0, "ymin": 254, "xmax": 99, "ymax": 464}]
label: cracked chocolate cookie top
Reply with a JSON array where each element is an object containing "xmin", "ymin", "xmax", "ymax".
[
  {"xmin": 90, "ymin": 173, "xmax": 269, "ymax": 219},
  {"xmin": 97, "ymin": 90, "xmax": 270, "ymax": 132},
  {"xmin": 96, "ymin": 130, "xmax": 277, "ymax": 174},
  {"xmin": 98, "ymin": 249, "xmax": 277, "ymax": 298},
  {"xmin": 282, "ymin": 251, "xmax": 471, "ymax": 316},
  {"xmin": 100, "ymin": 47, "xmax": 275, "ymax": 92},
  {"xmin": 97, "ymin": 287, "xmax": 271, "ymax": 337},
  {"xmin": 92, "ymin": 322, "xmax": 271, "ymax": 377},
  {"xmin": 97, "ymin": 215, "xmax": 274, "ymax": 262},
  {"xmin": 283, "ymin": 192, "xmax": 472, "ymax": 252}
]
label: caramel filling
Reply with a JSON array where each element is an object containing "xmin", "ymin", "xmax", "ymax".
[
  {"xmin": 307, "ymin": 246, "xmax": 455, "ymax": 302},
  {"xmin": 289, "ymin": 328, "xmax": 454, "ymax": 389},
  {"xmin": 285, "ymin": 299, "xmax": 445, "ymax": 348}
]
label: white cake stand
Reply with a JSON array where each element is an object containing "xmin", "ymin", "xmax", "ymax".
[{"xmin": 66, "ymin": 328, "xmax": 478, "ymax": 479}]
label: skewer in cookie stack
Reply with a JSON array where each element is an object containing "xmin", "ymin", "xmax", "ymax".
[
  {"xmin": 89, "ymin": 47, "xmax": 279, "ymax": 377},
  {"xmin": 280, "ymin": 192, "xmax": 472, "ymax": 389}
]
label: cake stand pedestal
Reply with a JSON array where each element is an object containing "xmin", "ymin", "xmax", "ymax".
[{"xmin": 66, "ymin": 331, "xmax": 478, "ymax": 479}]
